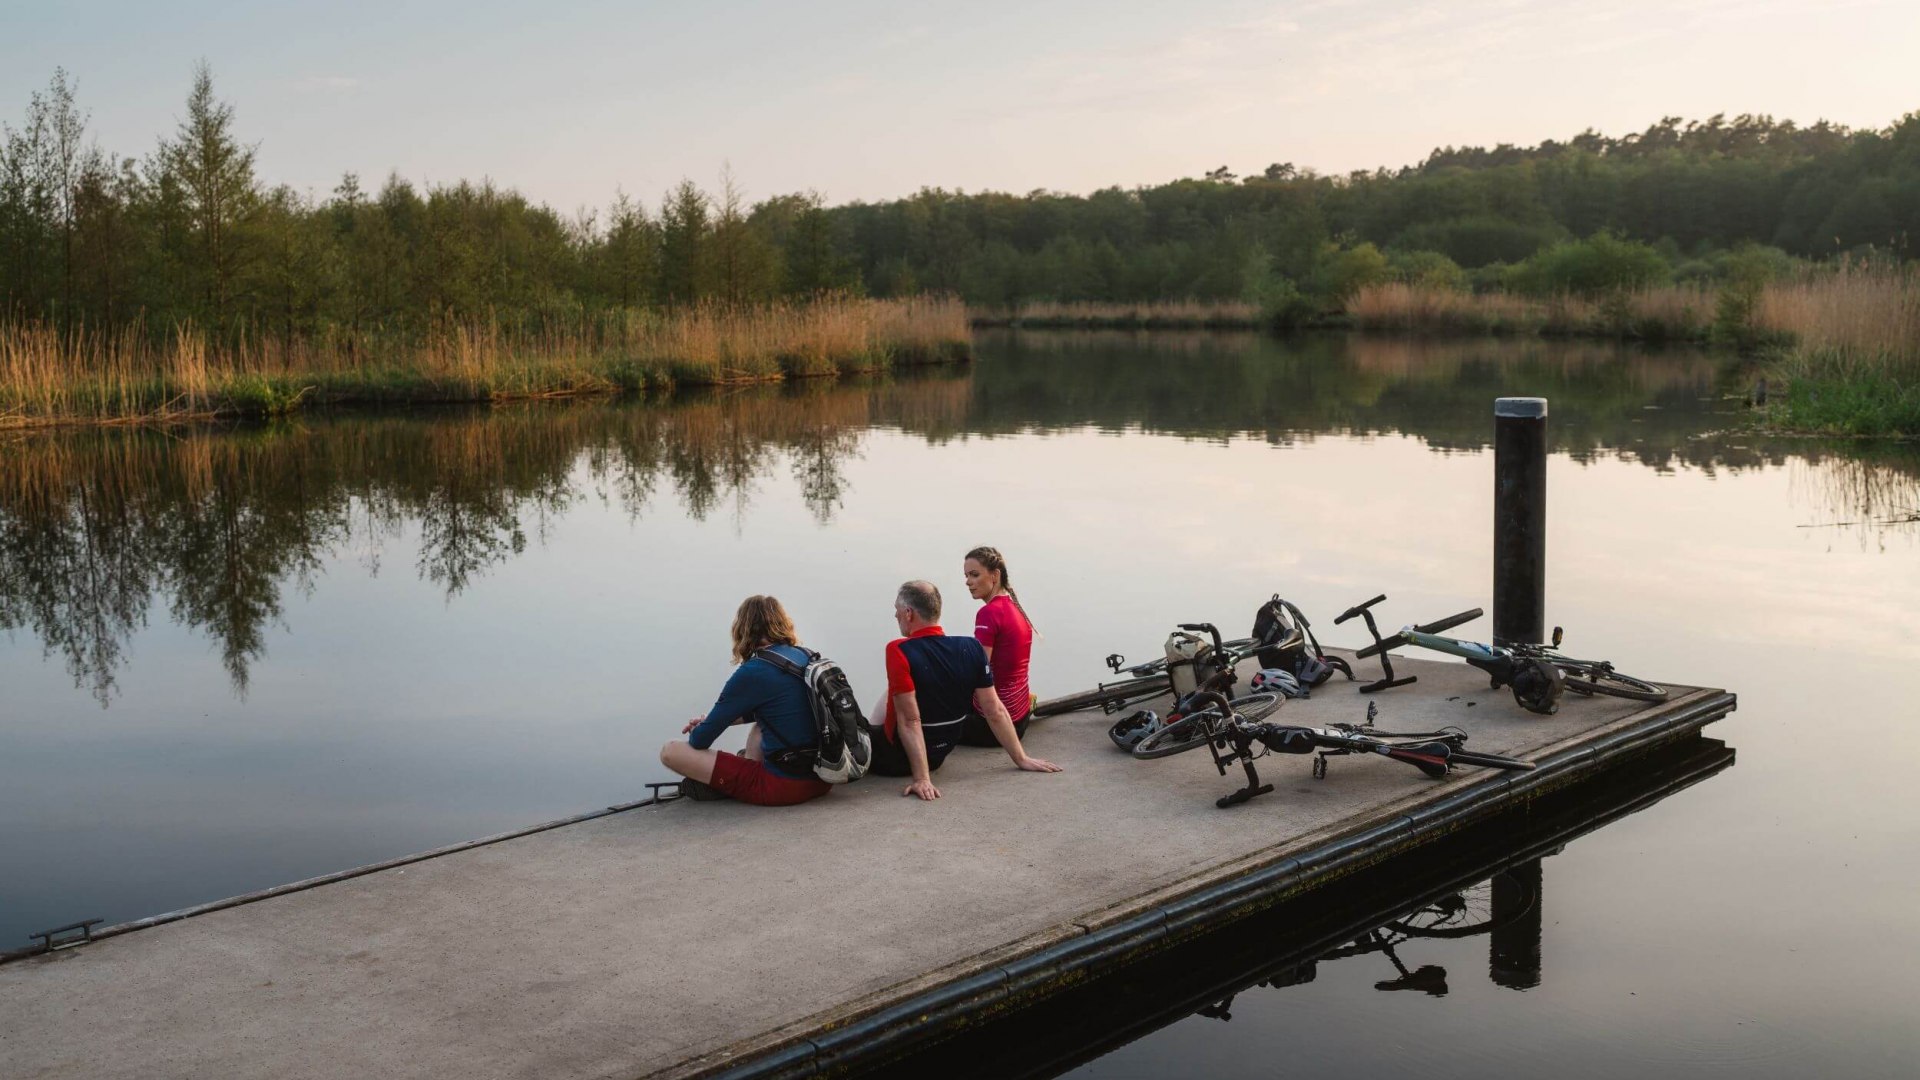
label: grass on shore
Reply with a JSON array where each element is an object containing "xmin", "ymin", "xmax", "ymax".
[
  {"xmin": 1753, "ymin": 263, "xmax": 1920, "ymax": 438},
  {"xmin": 0, "ymin": 295, "xmax": 971, "ymax": 429},
  {"xmin": 971, "ymin": 299, "xmax": 1265, "ymax": 330},
  {"xmin": 1346, "ymin": 282, "xmax": 1724, "ymax": 342}
]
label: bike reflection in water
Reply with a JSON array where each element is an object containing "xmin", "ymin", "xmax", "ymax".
[{"xmin": 1196, "ymin": 859, "xmax": 1545, "ymax": 1019}]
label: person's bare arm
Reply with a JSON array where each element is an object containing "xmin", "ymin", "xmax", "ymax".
[
  {"xmin": 975, "ymin": 687, "xmax": 1061, "ymax": 773},
  {"xmin": 894, "ymin": 692, "xmax": 941, "ymax": 800}
]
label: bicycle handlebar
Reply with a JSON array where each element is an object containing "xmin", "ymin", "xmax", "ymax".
[
  {"xmin": 1177, "ymin": 622, "xmax": 1225, "ymax": 655},
  {"xmin": 1413, "ymin": 608, "xmax": 1484, "ymax": 635},
  {"xmin": 1335, "ymin": 595, "xmax": 1387, "ymax": 625}
]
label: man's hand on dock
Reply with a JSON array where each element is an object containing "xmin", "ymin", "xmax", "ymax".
[
  {"xmin": 904, "ymin": 777, "xmax": 941, "ymax": 800},
  {"xmin": 1015, "ymin": 756, "xmax": 1062, "ymax": 773}
]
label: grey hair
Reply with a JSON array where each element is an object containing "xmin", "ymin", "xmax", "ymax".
[{"xmin": 896, "ymin": 580, "xmax": 942, "ymax": 623}]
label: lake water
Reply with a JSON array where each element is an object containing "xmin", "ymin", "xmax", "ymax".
[{"xmin": 3, "ymin": 330, "xmax": 1917, "ymax": 1075}]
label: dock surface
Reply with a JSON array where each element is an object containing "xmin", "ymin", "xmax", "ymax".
[{"xmin": 0, "ymin": 654, "xmax": 1734, "ymax": 1080}]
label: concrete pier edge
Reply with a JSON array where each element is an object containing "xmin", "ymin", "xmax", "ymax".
[{"xmin": 657, "ymin": 686, "xmax": 1736, "ymax": 1080}]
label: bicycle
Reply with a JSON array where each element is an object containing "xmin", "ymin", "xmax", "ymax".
[
  {"xmin": 1135, "ymin": 698, "xmax": 1534, "ymax": 808},
  {"xmin": 1031, "ymin": 632, "xmax": 1261, "ymax": 719},
  {"xmin": 1337, "ymin": 595, "xmax": 1668, "ymax": 714}
]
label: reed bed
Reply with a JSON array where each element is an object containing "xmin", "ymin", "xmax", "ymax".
[
  {"xmin": 1754, "ymin": 264, "xmax": 1920, "ymax": 437},
  {"xmin": 1346, "ymin": 283, "xmax": 1716, "ymax": 341},
  {"xmin": 0, "ymin": 295, "xmax": 972, "ymax": 429},
  {"xmin": 972, "ymin": 299, "xmax": 1265, "ymax": 330}
]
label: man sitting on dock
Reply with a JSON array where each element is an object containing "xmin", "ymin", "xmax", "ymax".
[{"xmin": 869, "ymin": 580, "xmax": 1061, "ymax": 800}]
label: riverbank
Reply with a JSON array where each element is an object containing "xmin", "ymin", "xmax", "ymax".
[
  {"xmin": 0, "ymin": 296, "xmax": 970, "ymax": 430},
  {"xmin": 970, "ymin": 300, "xmax": 1266, "ymax": 330},
  {"xmin": 974, "ymin": 266, "xmax": 1920, "ymax": 438}
]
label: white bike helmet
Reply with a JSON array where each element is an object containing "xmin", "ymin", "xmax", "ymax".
[{"xmin": 1250, "ymin": 667, "xmax": 1308, "ymax": 699}]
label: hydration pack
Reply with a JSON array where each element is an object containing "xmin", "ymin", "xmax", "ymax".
[
  {"xmin": 1252, "ymin": 595, "xmax": 1352, "ymax": 688},
  {"xmin": 754, "ymin": 647, "xmax": 872, "ymax": 784}
]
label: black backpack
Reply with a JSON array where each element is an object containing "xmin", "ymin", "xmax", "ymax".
[
  {"xmin": 754, "ymin": 647, "xmax": 872, "ymax": 784},
  {"xmin": 1251, "ymin": 596, "xmax": 1353, "ymax": 687}
]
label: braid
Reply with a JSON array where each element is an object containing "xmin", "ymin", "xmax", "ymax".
[{"xmin": 967, "ymin": 544, "xmax": 1037, "ymax": 635}]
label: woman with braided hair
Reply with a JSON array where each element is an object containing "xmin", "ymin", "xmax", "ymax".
[{"xmin": 959, "ymin": 546, "xmax": 1037, "ymax": 747}]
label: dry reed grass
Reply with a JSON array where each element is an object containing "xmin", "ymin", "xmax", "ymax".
[
  {"xmin": 973, "ymin": 299, "xmax": 1264, "ymax": 329},
  {"xmin": 0, "ymin": 295, "xmax": 971, "ymax": 429},
  {"xmin": 1756, "ymin": 261, "xmax": 1920, "ymax": 379},
  {"xmin": 1345, "ymin": 283, "xmax": 1716, "ymax": 340}
]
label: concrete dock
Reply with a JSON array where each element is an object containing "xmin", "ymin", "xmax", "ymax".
[{"xmin": 0, "ymin": 653, "xmax": 1734, "ymax": 1080}]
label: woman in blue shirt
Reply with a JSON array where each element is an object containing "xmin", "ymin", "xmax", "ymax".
[{"xmin": 658, "ymin": 596, "xmax": 832, "ymax": 806}]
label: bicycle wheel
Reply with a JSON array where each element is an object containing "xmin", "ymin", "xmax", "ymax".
[
  {"xmin": 1132, "ymin": 694, "xmax": 1281, "ymax": 759},
  {"xmin": 1227, "ymin": 691, "xmax": 1282, "ymax": 722},
  {"xmin": 1033, "ymin": 674, "xmax": 1168, "ymax": 717},
  {"xmin": 1387, "ymin": 870, "xmax": 1537, "ymax": 938},
  {"xmin": 1131, "ymin": 711, "xmax": 1220, "ymax": 759},
  {"xmin": 1557, "ymin": 664, "xmax": 1667, "ymax": 703},
  {"xmin": 1445, "ymin": 748, "xmax": 1536, "ymax": 772}
]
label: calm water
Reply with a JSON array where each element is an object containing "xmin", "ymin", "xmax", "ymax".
[{"xmin": 3, "ymin": 330, "xmax": 1917, "ymax": 1075}]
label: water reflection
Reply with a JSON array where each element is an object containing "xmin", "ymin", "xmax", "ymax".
[
  {"xmin": 2, "ymin": 333, "xmax": 1916, "ymax": 707},
  {"xmin": 0, "ymin": 377, "xmax": 972, "ymax": 703},
  {"xmin": 866, "ymin": 736, "xmax": 1737, "ymax": 1080}
]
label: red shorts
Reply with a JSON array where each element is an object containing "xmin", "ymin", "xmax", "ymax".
[{"xmin": 709, "ymin": 751, "xmax": 832, "ymax": 807}]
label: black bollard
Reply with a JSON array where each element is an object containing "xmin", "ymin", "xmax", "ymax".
[{"xmin": 1493, "ymin": 397, "xmax": 1547, "ymax": 647}]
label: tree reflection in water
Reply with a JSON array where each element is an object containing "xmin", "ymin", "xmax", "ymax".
[
  {"xmin": 0, "ymin": 375, "xmax": 971, "ymax": 704},
  {"xmin": 3, "ymin": 332, "xmax": 1914, "ymax": 706}
]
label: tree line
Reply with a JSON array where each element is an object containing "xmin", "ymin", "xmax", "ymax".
[{"xmin": 4, "ymin": 62, "xmax": 1918, "ymax": 347}]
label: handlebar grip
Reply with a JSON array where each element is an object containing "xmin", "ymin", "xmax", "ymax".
[
  {"xmin": 1414, "ymin": 608, "xmax": 1483, "ymax": 635},
  {"xmin": 1177, "ymin": 622, "xmax": 1224, "ymax": 652},
  {"xmin": 1334, "ymin": 594, "xmax": 1388, "ymax": 625}
]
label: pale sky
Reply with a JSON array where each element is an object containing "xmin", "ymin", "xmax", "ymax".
[{"xmin": 3, "ymin": 0, "xmax": 1914, "ymax": 214}]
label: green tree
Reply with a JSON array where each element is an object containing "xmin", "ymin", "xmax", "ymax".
[
  {"xmin": 150, "ymin": 62, "xmax": 260, "ymax": 329},
  {"xmin": 657, "ymin": 180, "xmax": 710, "ymax": 306}
]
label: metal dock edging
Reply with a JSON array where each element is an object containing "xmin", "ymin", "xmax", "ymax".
[
  {"xmin": 674, "ymin": 689, "xmax": 1738, "ymax": 1080},
  {"xmin": 0, "ymin": 794, "xmax": 670, "ymax": 966}
]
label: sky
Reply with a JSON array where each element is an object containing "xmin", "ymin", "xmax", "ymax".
[{"xmin": 2, "ymin": 0, "xmax": 1915, "ymax": 215}]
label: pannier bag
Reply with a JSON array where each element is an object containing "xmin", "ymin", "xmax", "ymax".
[
  {"xmin": 1164, "ymin": 630, "xmax": 1221, "ymax": 699},
  {"xmin": 754, "ymin": 647, "xmax": 872, "ymax": 784}
]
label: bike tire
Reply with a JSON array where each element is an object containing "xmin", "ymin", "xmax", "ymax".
[
  {"xmin": 1445, "ymin": 748, "xmax": 1536, "ymax": 772},
  {"xmin": 1131, "ymin": 712, "xmax": 1219, "ymax": 759},
  {"xmin": 1387, "ymin": 871, "xmax": 1538, "ymax": 938},
  {"xmin": 1557, "ymin": 665, "xmax": 1668, "ymax": 703},
  {"xmin": 1033, "ymin": 674, "xmax": 1168, "ymax": 717},
  {"xmin": 1132, "ymin": 693, "xmax": 1282, "ymax": 759}
]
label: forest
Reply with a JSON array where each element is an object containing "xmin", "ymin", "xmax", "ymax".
[
  {"xmin": 3, "ymin": 64, "xmax": 1917, "ymax": 433},
  {"xmin": 5, "ymin": 63, "xmax": 1918, "ymax": 341}
]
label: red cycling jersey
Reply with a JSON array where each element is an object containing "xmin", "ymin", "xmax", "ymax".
[{"xmin": 974, "ymin": 594, "xmax": 1033, "ymax": 720}]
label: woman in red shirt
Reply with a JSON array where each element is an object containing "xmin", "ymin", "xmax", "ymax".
[{"xmin": 959, "ymin": 545, "xmax": 1037, "ymax": 746}]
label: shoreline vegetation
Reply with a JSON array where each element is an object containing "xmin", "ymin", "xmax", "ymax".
[
  {"xmin": 970, "ymin": 260, "xmax": 1920, "ymax": 439},
  {"xmin": 3, "ymin": 63, "xmax": 1917, "ymax": 434},
  {"xmin": 0, "ymin": 295, "xmax": 970, "ymax": 430}
]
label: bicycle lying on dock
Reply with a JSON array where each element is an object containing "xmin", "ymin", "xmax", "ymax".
[
  {"xmin": 1041, "ymin": 595, "xmax": 1352, "ymax": 719},
  {"xmin": 1135, "ymin": 694, "xmax": 1535, "ymax": 808},
  {"xmin": 1337, "ymin": 595, "xmax": 1667, "ymax": 715}
]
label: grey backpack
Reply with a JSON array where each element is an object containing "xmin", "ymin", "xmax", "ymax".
[{"xmin": 755, "ymin": 647, "xmax": 872, "ymax": 784}]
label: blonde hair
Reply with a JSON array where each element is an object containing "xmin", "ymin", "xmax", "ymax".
[
  {"xmin": 731, "ymin": 595, "xmax": 799, "ymax": 663},
  {"xmin": 965, "ymin": 545, "xmax": 1036, "ymax": 634}
]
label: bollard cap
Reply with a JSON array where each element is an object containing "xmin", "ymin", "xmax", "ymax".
[{"xmin": 1494, "ymin": 397, "xmax": 1548, "ymax": 418}]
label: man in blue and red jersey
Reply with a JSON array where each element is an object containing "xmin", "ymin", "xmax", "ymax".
[{"xmin": 868, "ymin": 580, "xmax": 1061, "ymax": 800}]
